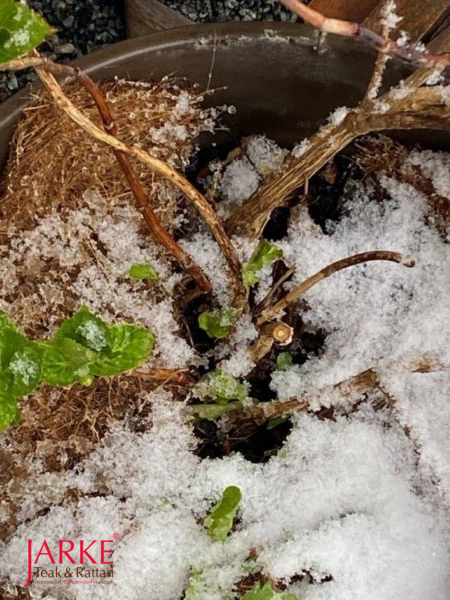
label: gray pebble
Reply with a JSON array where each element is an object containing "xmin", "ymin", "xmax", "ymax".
[{"xmin": 55, "ymin": 42, "xmax": 76, "ymax": 54}]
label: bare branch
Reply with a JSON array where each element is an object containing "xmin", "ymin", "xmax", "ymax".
[
  {"xmin": 279, "ymin": 0, "xmax": 450, "ymax": 68},
  {"xmin": 234, "ymin": 355, "xmax": 448, "ymax": 424},
  {"xmin": 258, "ymin": 251, "xmax": 415, "ymax": 324},
  {"xmin": 226, "ymin": 86, "xmax": 450, "ymax": 239}
]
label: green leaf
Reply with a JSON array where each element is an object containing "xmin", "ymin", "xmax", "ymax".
[
  {"xmin": 53, "ymin": 306, "xmax": 110, "ymax": 353},
  {"xmin": 198, "ymin": 309, "xmax": 237, "ymax": 339},
  {"xmin": 204, "ymin": 486, "xmax": 242, "ymax": 542},
  {"xmin": 242, "ymin": 240, "xmax": 283, "ymax": 287},
  {"xmin": 41, "ymin": 337, "xmax": 96, "ymax": 387},
  {"xmin": 276, "ymin": 352, "xmax": 293, "ymax": 372},
  {"xmin": 242, "ymin": 582, "xmax": 298, "ymax": 600},
  {"xmin": 42, "ymin": 309, "xmax": 155, "ymax": 385},
  {"xmin": 128, "ymin": 263, "xmax": 158, "ymax": 280},
  {"xmin": 0, "ymin": 392, "xmax": 20, "ymax": 429},
  {"xmin": 91, "ymin": 323, "xmax": 155, "ymax": 377},
  {"xmin": 193, "ymin": 369, "xmax": 248, "ymax": 405},
  {"xmin": 0, "ymin": 311, "xmax": 29, "ymax": 368},
  {"xmin": 0, "ymin": 0, "xmax": 54, "ymax": 65}
]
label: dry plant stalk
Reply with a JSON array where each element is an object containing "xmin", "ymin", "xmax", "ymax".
[
  {"xmin": 258, "ymin": 250, "xmax": 415, "ymax": 324},
  {"xmin": 226, "ymin": 86, "xmax": 450, "ymax": 238},
  {"xmin": 3, "ymin": 56, "xmax": 246, "ymax": 307},
  {"xmin": 249, "ymin": 321, "xmax": 294, "ymax": 363},
  {"xmin": 240, "ymin": 355, "xmax": 448, "ymax": 424}
]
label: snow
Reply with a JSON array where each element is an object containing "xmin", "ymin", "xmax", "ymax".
[
  {"xmin": 220, "ymin": 158, "xmax": 261, "ymax": 205},
  {"xmin": 9, "ymin": 353, "xmax": 39, "ymax": 386},
  {"xmin": 292, "ymin": 139, "xmax": 311, "ymax": 158},
  {"xmin": 327, "ymin": 107, "xmax": 349, "ymax": 126},
  {"xmin": 380, "ymin": 0, "xmax": 403, "ymax": 29},
  {"xmin": 0, "ymin": 192, "xmax": 196, "ymax": 368},
  {"xmin": 1, "ymin": 395, "xmax": 449, "ymax": 600},
  {"xmin": 76, "ymin": 320, "xmax": 108, "ymax": 352}
]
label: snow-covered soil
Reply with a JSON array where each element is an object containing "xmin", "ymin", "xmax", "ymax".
[{"xmin": 0, "ymin": 89, "xmax": 449, "ymax": 600}]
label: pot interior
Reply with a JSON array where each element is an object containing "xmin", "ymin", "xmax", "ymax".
[{"xmin": 0, "ymin": 21, "xmax": 448, "ymax": 172}]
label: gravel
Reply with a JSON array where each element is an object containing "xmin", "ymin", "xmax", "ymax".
[
  {"xmin": 0, "ymin": 0, "xmax": 125, "ymax": 102},
  {"xmin": 161, "ymin": 0, "xmax": 296, "ymax": 22}
]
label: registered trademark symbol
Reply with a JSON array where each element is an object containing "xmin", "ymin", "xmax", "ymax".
[{"xmin": 113, "ymin": 533, "xmax": 120, "ymax": 540}]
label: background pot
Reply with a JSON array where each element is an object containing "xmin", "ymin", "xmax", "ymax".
[{"xmin": 0, "ymin": 21, "xmax": 447, "ymax": 172}]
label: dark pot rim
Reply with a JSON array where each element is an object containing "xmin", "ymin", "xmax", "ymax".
[{"xmin": 0, "ymin": 21, "xmax": 367, "ymax": 131}]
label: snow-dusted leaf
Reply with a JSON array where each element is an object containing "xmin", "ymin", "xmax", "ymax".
[
  {"xmin": 204, "ymin": 486, "xmax": 242, "ymax": 542},
  {"xmin": 242, "ymin": 240, "xmax": 283, "ymax": 287},
  {"xmin": 198, "ymin": 309, "xmax": 237, "ymax": 339},
  {"xmin": 193, "ymin": 369, "xmax": 248, "ymax": 405},
  {"xmin": 0, "ymin": 0, "xmax": 54, "ymax": 65},
  {"xmin": 9, "ymin": 341, "xmax": 43, "ymax": 396},
  {"xmin": 43, "ymin": 310, "xmax": 155, "ymax": 384},
  {"xmin": 53, "ymin": 306, "xmax": 110, "ymax": 353},
  {"xmin": 0, "ymin": 312, "xmax": 43, "ymax": 396},
  {"xmin": 128, "ymin": 263, "xmax": 158, "ymax": 280}
]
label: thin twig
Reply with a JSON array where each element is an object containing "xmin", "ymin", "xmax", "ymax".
[
  {"xmin": 132, "ymin": 368, "xmax": 193, "ymax": 386},
  {"xmin": 258, "ymin": 251, "xmax": 415, "ymax": 324},
  {"xmin": 279, "ymin": 0, "xmax": 450, "ymax": 68},
  {"xmin": 363, "ymin": 1, "xmax": 393, "ymax": 104},
  {"xmin": 254, "ymin": 265, "xmax": 296, "ymax": 317},
  {"xmin": 3, "ymin": 56, "xmax": 246, "ymax": 306}
]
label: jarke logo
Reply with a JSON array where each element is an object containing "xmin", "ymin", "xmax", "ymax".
[{"xmin": 24, "ymin": 538, "xmax": 116, "ymax": 587}]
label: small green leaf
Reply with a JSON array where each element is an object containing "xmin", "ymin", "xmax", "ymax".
[
  {"xmin": 0, "ymin": 0, "xmax": 54, "ymax": 65},
  {"xmin": 184, "ymin": 569, "xmax": 204, "ymax": 600},
  {"xmin": 267, "ymin": 416, "xmax": 289, "ymax": 430},
  {"xmin": 276, "ymin": 352, "xmax": 293, "ymax": 372},
  {"xmin": 42, "ymin": 310, "xmax": 155, "ymax": 385},
  {"xmin": 91, "ymin": 323, "xmax": 155, "ymax": 377},
  {"xmin": 193, "ymin": 369, "xmax": 248, "ymax": 405},
  {"xmin": 204, "ymin": 486, "xmax": 242, "ymax": 542},
  {"xmin": 242, "ymin": 240, "xmax": 283, "ymax": 287},
  {"xmin": 242, "ymin": 582, "xmax": 298, "ymax": 600},
  {"xmin": 198, "ymin": 309, "xmax": 237, "ymax": 339},
  {"xmin": 128, "ymin": 263, "xmax": 158, "ymax": 280},
  {"xmin": 0, "ymin": 392, "xmax": 20, "ymax": 429}
]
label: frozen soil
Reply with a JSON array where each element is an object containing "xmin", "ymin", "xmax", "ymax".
[{"xmin": 0, "ymin": 81, "xmax": 450, "ymax": 600}]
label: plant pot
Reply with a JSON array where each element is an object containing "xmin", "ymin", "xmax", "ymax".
[{"xmin": 0, "ymin": 21, "xmax": 416, "ymax": 174}]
